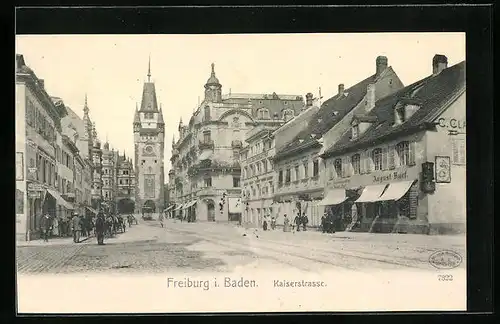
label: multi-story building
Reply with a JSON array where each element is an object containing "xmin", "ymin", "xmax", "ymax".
[
  {"xmin": 240, "ymin": 124, "xmax": 283, "ymax": 228},
  {"xmin": 169, "ymin": 63, "xmax": 304, "ymax": 222},
  {"xmin": 133, "ymin": 62, "xmax": 165, "ymax": 214},
  {"xmin": 101, "ymin": 141, "xmax": 115, "ymax": 205},
  {"xmin": 115, "ymin": 152, "xmax": 136, "ymax": 214},
  {"xmin": 16, "ymin": 54, "xmax": 69, "ymax": 241},
  {"xmin": 272, "ymin": 56, "xmax": 404, "ymax": 227},
  {"xmin": 320, "ymin": 55, "xmax": 465, "ymax": 234}
]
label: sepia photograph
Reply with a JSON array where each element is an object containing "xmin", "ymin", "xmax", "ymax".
[{"xmin": 15, "ymin": 32, "xmax": 467, "ymax": 313}]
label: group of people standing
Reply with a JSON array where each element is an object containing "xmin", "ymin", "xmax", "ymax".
[
  {"xmin": 261, "ymin": 213, "xmax": 309, "ymax": 233},
  {"xmin": 38, "ymin": 210, "xmax": 138, "ymax": 245}
]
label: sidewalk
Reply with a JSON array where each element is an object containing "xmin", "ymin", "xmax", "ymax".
[{"xmin": 17, "ymin": 234, "xmax": 95, "ymax": 247}]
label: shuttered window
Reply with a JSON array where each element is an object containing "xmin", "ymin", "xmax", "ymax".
[
  {"xmin": 408, "ymin": 182, "xmax": 419, "ymax": 219},
  {"xmin": 388, "ymin": 145, "xmax": 396, "ymax": 170},
  {"xmin": 451, "ymin": 138, "xmax": 466, "ymax": 165},
  {"xmin": 341, "ymin": 156, "xmax": 347, "ymax": 178},
  {"xmin": 396, "ymin": 141, "xmax": 410, "ymax": 166},
  {"xmin": 372, "ymin": 148, "xmax": 382, "ymax": 171},
  {"xmin": 360, "ymin": 151, "xmax": 366, "ymax": 174},
  {"xmin": 381, "ymin": 147, "xmax": 388, "ymax": 170},
  {"xmin": 351, "ymin": 154, "xmax": 361, "ymax": 175},
  {"xmin": 408, "ymin": 141, "xmax": 416, "ymax": 166}
]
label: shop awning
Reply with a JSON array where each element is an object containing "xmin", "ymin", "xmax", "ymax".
[
  {"xmin": 318, "ymin": 189, "xmax": 347, "ymax": 206},
  {"xmin": 199, "ymin": 151, "xmax": 213, "ymax": 160},
  {"xmin": 183, "ymin": 200, "xmax": 197, "ymax": 209},
  {"xmin": 355, "ymin": 184, "xmax": 388, "ymax": 203},
  {"xmin": 85, "ymin": 206, "xmax": 98, "ymax": 215},
  {"xmin": 164, "ymin": 205, "xmax": 174, "ymax": 211},
  {"xmin": 378, "ymin": 180, "xmax": 415, "ymax": 201},
  {"xmin": 173, "ymin": 204, "xmax": 184, "ymax": 211},
  {"xmin": 46, "ymin": 188, "xmax": 74, "ymax": 210}
]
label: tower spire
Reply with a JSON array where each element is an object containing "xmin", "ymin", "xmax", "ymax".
[
  {"xmin": 147, "ymin": 54, "xmax": 151, "ymax": 82},
  {"xmin": 211, "ymin": 62, "xmax": 215, "ymax": 76}
]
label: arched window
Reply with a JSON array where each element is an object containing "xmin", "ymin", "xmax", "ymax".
[
  {"xmin": 351, "ymin": 154, "xmax": 361, "ymax": 175},
  {"xmin": 396, "ymin": 141, "xmax": 410, "ymax": 166},
  {"xmin": 372, "ymin": 148, "xmax": 383, "ymax": 171}
]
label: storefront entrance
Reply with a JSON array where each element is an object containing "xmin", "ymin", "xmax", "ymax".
[{"xmin": 206, "ymin": 199, "xmax": 215, "ymax": 221}]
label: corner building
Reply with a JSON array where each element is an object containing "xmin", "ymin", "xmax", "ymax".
[
  {"xmin": 133, "ymin": 65, "xmax": 166, "ymax": 213},
  {"xmin": 169, "ymin": 63, "xmax": 303, "ymax": 222},
  {"xmin": 320, "ymin": 55, "xmax": 466, "ymax": 234}
]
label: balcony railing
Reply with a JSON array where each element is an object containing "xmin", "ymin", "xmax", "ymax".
[
  {"xmin": 196, "ymin": 187, "xmax": 218, "ymax": 197},
  {"xmin": 198, "ymin": 140, "xmax": 215, "ymax": 150}
]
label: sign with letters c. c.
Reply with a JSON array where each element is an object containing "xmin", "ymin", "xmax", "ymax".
[{"xmin": 437, "ymin": 117, "xmax": 466, "ymax": 130}]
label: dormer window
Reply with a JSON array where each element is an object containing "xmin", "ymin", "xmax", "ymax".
[
  {"xmin": 283, "ymin": 109, "xmax": 294, "ymax": 121},
  {"xmin": 351, "ymin": 122, "xmax": 359, "ymax": 140},
  {"xmin": 395, "ymin": 102, "xmax": 420, "ymax": 125},
  {"xmin": 257, "ymin": 108, "xmax": 270, "ymax": 119}
]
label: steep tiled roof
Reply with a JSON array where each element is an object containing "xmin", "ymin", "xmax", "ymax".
[
  {"xmin": 139, "ymin": 82, "xmax": 159, "ymax": 112},
  {"xmin": 322, "ymin": 60, "xmax": 465, "ymax": 157},
  {"xmin": 274, "ymin": 73, "xmax": 377, "ymax": 160}
]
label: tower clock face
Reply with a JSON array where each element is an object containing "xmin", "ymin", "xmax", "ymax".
[{"xmin": 143, "ymin": 145, "xmax": 155, "ymax": 155}]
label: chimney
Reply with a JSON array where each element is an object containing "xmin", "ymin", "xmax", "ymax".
[
  {"xmin": 432, "ymin": 54, "xmax": 448, "ymax": 75},
  {"xmin": 38, "ymin": 79, "xmax": 45, "ymax": 89},
  {"xmin": 366, "ymin": 84, "xmax": 376, "ymax": 112},
  {"xmin": 338, "ymin": 84, "xmax": 345, "ymax": 96},
  {"xmin": 376, "ymin": 56, "xmax": 388, "ymax": 77},
  {"xmin": 305, "ymin": 93, "xmax": 314, "ymax": 107}
]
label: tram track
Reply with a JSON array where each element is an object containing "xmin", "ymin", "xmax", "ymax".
[{"xmin": 166, "ymin": 226, "xmax": 431, "ymax": 272}]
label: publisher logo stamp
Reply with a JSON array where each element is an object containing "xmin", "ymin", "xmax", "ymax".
[{"xmin": 429, "ymin": 250, "xmax": 463, "ymax": 269}]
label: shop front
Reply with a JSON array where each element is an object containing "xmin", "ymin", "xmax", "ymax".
[
  {"xmin": 183, "ymin": 200, "xmax": 197, "ymax": 222},
  {"xmin": 326, "ymin": 166, "xmax": 424, "ymax": 234}
]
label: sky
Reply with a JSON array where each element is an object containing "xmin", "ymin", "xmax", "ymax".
[{"xmin": 16, "ymin": 33, "xmax": 465, "ymax": 177}]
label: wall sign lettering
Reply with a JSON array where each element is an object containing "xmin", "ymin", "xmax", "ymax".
[
  {"xmin": 437, "ymin": 117, "xmax": 466, "ymax": 130},
  {"xmin": 373, "ymin": 170, "xmax": 408, "ymax": 183}
]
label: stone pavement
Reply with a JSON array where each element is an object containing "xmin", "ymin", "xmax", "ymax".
[{"xmin": 17, "ymin": 234, "xmax": 95, "ymax": 247}]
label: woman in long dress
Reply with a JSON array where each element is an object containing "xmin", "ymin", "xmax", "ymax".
[{"xmin": 283, "ymin": 214, "xmax": 290, "ymax": 232}]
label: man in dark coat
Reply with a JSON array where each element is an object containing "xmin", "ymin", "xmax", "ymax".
[
  {"xmin": 40, "ymin": 213, "xmax": 52, "ymax": 242},
  {"xmin": 71, "ymin": 212, "xmax": 82, "ymax": 243},
  {"xmin": 321, "ymin": 212, "xmax": 327, "ymax": 233},
  {"xmin": 95, "ymin": 212, "xmax": 106, "ymax": 245},
  {"xmin": 302, "ymin": 213, "xmax": 309, "ymax": 231},
  {"xmin": 294, "ymin": 213, "xmax": 301, "ymax": 232}
]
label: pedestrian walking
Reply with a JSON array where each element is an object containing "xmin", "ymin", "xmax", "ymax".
[
  {"xmin": 262, "ymin": 215, "xmax": 268, "ymax": 231},
  {"xmin": 321, "ymin": 212, "xmax": 327, "ymax": 233},
  {"xmin": 302, "ymin": 213, "xmax": 309, "ymax": 231},
  {"xmin": 294, "ymin": 213, "xmax": 301, "ymax": 232},
  {"xmin": 283, "ymin": 214, "xmax": 290, "ymax": 232},
  {"xmin": 95, "ymin": 212, "xmax": 106, "ymax": 245},
  {"xmin": 40, "ymin": 213, "xmax": 51, "ymax": 242},
  {"xmin": 52, "ymin": 216, "xmax": 59, "ymax": 237},
  {"xmin": 71, "ymin": 212, "xmax": 82, "ymax": 243},
  {"xmin": 159, "ymin": 212, "xmax": 164, "ymax": 228}
]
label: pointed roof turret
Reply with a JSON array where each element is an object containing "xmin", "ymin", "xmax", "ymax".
[
  {"xmin": 133, "ymin": 103, "xmax": 141, "ymax": 123},
  {"xmin": 83, "ymin": 93, "xmax": 89, "ymax": 115},
  {"xmin": 139, "ymin": 57, "xmax": 159, "ymax": 112},
  {"xmin": 206, "ymin": 63, "xmax": 221, "ymax": 86},
  {"xmin": 147, "ymin": 54, "xmax": 151, "ymax": 82},
  {"xmin": 172, "ymin": 133, "xmax": 176, "ymax": 145},
  {"xmin": 158, "ymin": 104, "xmax": 164, "ymax": 124}
]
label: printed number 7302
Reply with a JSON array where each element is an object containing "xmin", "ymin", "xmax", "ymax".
[{"xmin": 437, "ymin": 274, "xmax": 454, "ymax": 281}]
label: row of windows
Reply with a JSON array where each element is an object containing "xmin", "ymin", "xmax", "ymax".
[
  {"xmin": 329, "ymin": 141, "xmax": 416, "ymax": 179},
  {"xmin": 199, "ymin": 176, "xmax": 240, "ymax": 188},
  {"xmin": 278, "ymin": 160, "xmax": 319, "ymax": 185},
  {"xmin": 244, "ymin": 181, "xmax": 274, "ymax": 199},
  {"xmin": 243, "ymin": 159, "xmax": 273, "ymax": 179},
  {"xmin": 26, "ymin": 98, "xmax": 56, "ymax": 144}
]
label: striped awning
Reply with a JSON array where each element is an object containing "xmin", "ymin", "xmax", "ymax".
[
  {"xmin": 46, "ymin": 188, "xmax": 74, "ymax": 210},
  {"xmin": 173, "ymin": 204, "xmax": 184, "ymax": 211},
  {"xmin": 182, "ymin": 200, "xmax": 197, "ymax": 209}
]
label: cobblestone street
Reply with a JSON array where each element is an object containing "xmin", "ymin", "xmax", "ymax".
[{"xmin": 16, "ymin": 216, "xmax": 466, "ymax": 274}]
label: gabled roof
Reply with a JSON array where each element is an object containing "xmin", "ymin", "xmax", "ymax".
[
  {"xmin": 274, "ymin": 73, "xmax": 377, "ymax": 160},
  {"xmin": 139, "ymin": 82, "xmax": 159, "ymax": 112},
  {"xmin": 322, "ymin": 60, "xmax": 465, "ymax": 158}
]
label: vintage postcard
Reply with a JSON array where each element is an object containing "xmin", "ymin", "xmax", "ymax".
[{"xmin": 15, "ymin": 32, "xmax": 466, "ymax": 313}]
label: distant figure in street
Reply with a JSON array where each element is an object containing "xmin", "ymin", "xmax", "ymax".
[
  {"xmin": 321, "ymin": 212, "xmax": 327, "ymax": 233},
  {"xmin": 95, "ymin": 212, "xmax": 106, "ymax": 245},
  {"xmin": 262, "ymin": 216, "xmax": 268, "ymax": 231},
  {"xmin": 270, "ymin": 215, "xmax": 276, "ymax": 230},
  {"xmin": 71, "ymin": 212, "xmax": 82, "ymax": 243},
  {"xmin": 52, "ymin": 216, "xmax": 59, "ymax": 237},
  {"xmin": 80, "ymin": 215, "xmax": 87, "ymax": 237},
  {"xmin": 40, "ymin": 213, "xmax": 52, "ymax": 242},
  {"xmin": 159, "ymin": 212, "xmax": 164, "ymax": 228},
  {"xmin": 302, "ymin": 213, "xmax": 308, "ymax": 231},
  {"xmin": 294, "ymin": 213, "xmax": 301, "ymax": 232},
  {"xmin": 283, "ymin": 214, "xmax": 290, "ymax": 232}
]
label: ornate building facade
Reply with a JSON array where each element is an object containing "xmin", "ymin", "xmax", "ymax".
[
  {"xmin": 169, "ymin": 63, "xmax": 303, "ymax": 222},
  {"xmin": 133, "ymin": 62, "xmax": 165, "ymax": 213}
]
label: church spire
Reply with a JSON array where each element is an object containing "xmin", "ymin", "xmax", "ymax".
[
  {"xmin": 158, "ymin": 104, "xmax": 164, "ymax": 124},
  {"xmin": 147, "ymin": 54, "xmax": 151, "ymax": 82},
  {"xmin": 133, "ymin": 103, "xmax": 140, "ymax": 124}
]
